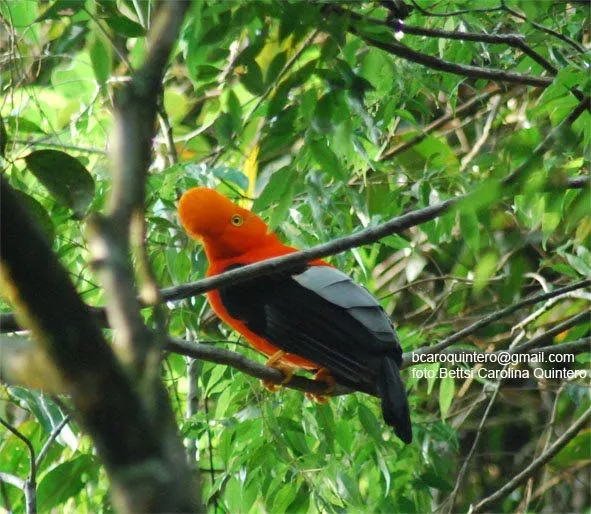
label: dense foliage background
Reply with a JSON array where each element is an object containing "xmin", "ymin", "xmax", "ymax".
[{"xmin": 0, "ymin": 1, "xmax": 589, "ymax": 513}]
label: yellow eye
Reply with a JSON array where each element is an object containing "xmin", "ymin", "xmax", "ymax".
[{"xmin": 230, "ymin": 214, "xmax": 244, "ymax": 227}]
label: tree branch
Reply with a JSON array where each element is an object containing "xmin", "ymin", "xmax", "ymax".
[
  {"xmin": 379, "ymin": 86, "xmax": 506, "ymax": 161},
  {"xmin": 509, "ymin": 310, "xmax": 590, "ymax": 354},
  {"xmin": 1, "ymin": 2, "xmax": 200, "ymax": 512},
  {"xmin": 334, "ymin": 5, "xmax": 558, "ymax": 75},
  {"xmin": 89, "ymin": 2, "xmax": 189, "ymax": 370},
  {"xmin": 164, "ymin": 336, "xmax": 354, "ymax": 397},
  {"xmin": 347, "ymin": 26, "xmax": 553, "ymax": 88},
  {"xmin": 446, "ymin": 370, "xmax": 505, "ymax": 513},
  {"xmin": 0, "ymin": 174, "xmax": 587, "ymax": 337},
  {"xmin": 159, "ymin": 197, "xmax": 458, "ymax": 301},
  {"xmin": 35, "ymin": 415, "xmax": 70, "ymax": 469},
  {"xmin": 0, "ymin": 417, "xmax": 36, "ymax": 514},
  {"xmin": 502, "ymin": 96, "xmax": 591, "ymax": 187},
  {"xmin": 501, "ymin": 1, "xmax": 586, "ymax": 54},
  {"xmin": 412, "ymin": 279, "xmax": 591, "ymax": 358},
  {"xmin": 530, "ymin": 337, "xmax": 590, "ymax": 356},
  {"xmin": 469, "ymin": 406, "xmax": 591, "ymax": 513}
]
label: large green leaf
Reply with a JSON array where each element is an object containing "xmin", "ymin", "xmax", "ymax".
[
  {"xmin": 13, "ymin": 190, "xmax": 55, "ymax": 241},
  {"xmin": 24, "ymin": 150, "xmax": 95, "ymax": 217},
  {"xmin": 37, "ymin": 455, "xmax": 98, "ymax": 512}
]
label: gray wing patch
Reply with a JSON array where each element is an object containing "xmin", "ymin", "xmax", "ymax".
[{"xmin": 293, "ymin": 266, "xmax": 398, "ymax": 345}]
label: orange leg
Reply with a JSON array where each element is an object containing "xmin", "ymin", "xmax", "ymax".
[
  {"xmin": 305, "ymin": 368, "xmax": 336, "ymax": 404},
  {"xmin": 262, "ymin": 350, "xmax": 295, "ymax": 392}
]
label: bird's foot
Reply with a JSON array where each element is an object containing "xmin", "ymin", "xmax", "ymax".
[
  {"xmin": 305, "ymin": 368, "xmax": 335, "ymax": 404},
  {"xmin": 262, "ymin": 350, "xmax": 294, "ymax": 392}
]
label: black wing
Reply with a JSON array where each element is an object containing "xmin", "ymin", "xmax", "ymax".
[{"xmin": 218, "ymin": 264, "xmax": 402, "ymax": 393}]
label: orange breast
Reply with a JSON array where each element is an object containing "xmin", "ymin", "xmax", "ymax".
[
  {"xmin": 205, "ymin": 248, "xmax": 323, "ymax": 371},
  {"xmin": 206, "ymin": 288, "xmax": 319, "ymax": 370}
]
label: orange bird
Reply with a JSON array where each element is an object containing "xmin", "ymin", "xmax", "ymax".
[{"xmin": 178, "ymin": 187, "xmax": 412, "ymax": 443}]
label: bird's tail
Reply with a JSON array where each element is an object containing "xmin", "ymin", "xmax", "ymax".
[{"xmin": 378, "ymin": 357, "xmax": 412, "ymax": 443}]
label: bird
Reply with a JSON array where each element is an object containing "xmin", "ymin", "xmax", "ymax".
[{"xmin": 178, "ymin": 186, "xmax": 412, "ymax": 443}]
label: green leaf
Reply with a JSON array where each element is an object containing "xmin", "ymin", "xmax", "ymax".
[
  {"xmin": 5, "ymin": 116, "xmax": 45, "ymax": 134},
  {"xmin": 457, "ymin": 181, "xmax": 501, "ymax": 212},
  {"xmin": 439, "ymin": 374, "xmax": 455, "ymax": 418},
  {"xmin": 13, "ymin": 190, "xmax": 55, "ymax": 241},
  {"xmin": 308, "ymin": 138, "xmax": 344, "ymax": 179},
  {"xmin": 241, "ymin": 61, "xmax": 265, "ymax": 96},
  {"xmin": 460, "ymin": 210, "xmax": 480, "ymax": 255},
  {"xmin": 273, "ymin": 483, "xmax": 298, "ymax": 512},
  {"xmin": 265, "ymin": 51, "xmax": 287, "ymax": 86},
  {"xmin": 420, "ymin": 471, "xmax": 453, "ymax": 492},
  {"xmin": 37, "ymin": 455, "xmax": 98, "ymax": 511},
  {"xmin": 24, "ymin": 150, "xmax": 95, "ymax": 217},
  {"xmin": 36, "ymin": 0, "xmax": 85, "ymax": 22},
  {"xmin": 474, "ymin": 252, "xmax": 498, "ymax": 294},
  {"xmin": 104, "ymin": 14, "xmax": 145, "ymax": 37},
  {"xmin": 226, "ymin": 90, "xmax": 242, "ymax": 133},
  {"xmin": 0, "ymin": 0, "xmax": 37, "ymax": 28},
  {"xmin": 211, "ymin": 166, "xmax": 249, "ymax": 191},
  {"xmin": 270, "ymin": 179, "xmax": 294, "ymax": 229},
  {"xmin": 88, "ymin": 31, "xmax": 112, "ymax": 85},
  {"xmin": 253, "ymin": 166, "xmax": 295, "ymax": 212},
  {"xmin": 358, "ymin": 403, "xmax": 384, "ymax": 443},
  {"xmin": 376, "ymin": 450, "xmax": 391, "ymax": 497}
]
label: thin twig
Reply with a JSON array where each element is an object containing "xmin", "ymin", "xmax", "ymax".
[
  {"xmin": 501, "ymin": 1, "xmax": 585, "ymax": 54},
  {"xmin": 0, "ymin": 472, "xmax": 25, "ymax": 489},
  {"xmin": 446, "ymin": 374, "xmax": 505, "ymax": 513},
  {"xmin": 12, "ymin": 138, "xmax": 108, "ymax": 155},
  {"xmin": 502, "ymin": 97, "xmax": 591, "ymax": 186},
  {"xmin": 509, "ymin": 310, "xmax": 590, "ymax": 354},
  {"xmin": 469, "ymin": 406, "xmax": 591, "ymax": 513},
  {"xmin": 380, "ymin": 87, "xmax": 505, "ymax": 161},
  {"xmin": 512, "ymin": 290, "xmax": 590, "ymax": 334},
  {"xmin": 0, "ymin": 417, "xmax": 36, "ymax": 514},
  {"xmin": 350, "ymin": 27, "xmax": 553, "ymax": 88},
  {"xmin": 460, "ymin": 95, "xmax": 502, "ymax": 171},
  {"xmin": 35, "ymin": 415, "xmax": 70, "ymax": 468},
  {"xmin": 413, "ymin": 280, "xmax": 591, "ymax": 358},
  {"xmin": 335, "ymin": 6, "xmax": 558, "ymax": 75}
]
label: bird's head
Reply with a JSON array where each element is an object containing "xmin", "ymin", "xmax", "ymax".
[{"xmin": 178, "ymin": 187, "xmax": 276, "ymax": 260}]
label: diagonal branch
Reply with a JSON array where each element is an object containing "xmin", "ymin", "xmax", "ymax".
[
  {"xmin": 501, "ymin": 1, "xmax": 585, "ymax": 54},
  {"xmin": 348, "ymin": 26, "xmax": 552, "ymax": 88},
  {"xmin": 334, "ymin": 5, "xmax": 557, "ymax": 74},
  {"xmin": 165, "ymin": 336, "xmax": 354, "ymax": 396},
  {"xmin": 502, "ymin": 97, "xmax": 591, "ymax": 187},
  {"xmin": 379, "ymin": 86, "xmax": 506, "ymax": 161},
  {"xmin": 509, "ymin": 310, "xmax": 591, "ymax": 354},
  {"xmin": 469, "ymin": 406, "xmax": 591, "ymax": 513},
  {"xmin": 1, "ymin": 2, "xmax": 200, "ymax": 512},
  {"xmin": 0, "ymin": 417, "xmax": 36, "ymax": 514},
  {"xmin": 90, "ymin": 3, "xmax": 189, "ymax": 370},
  {"xmin": 412, "ymin": 279, "xmax": 591, "ymax": 358},
  {"xmin": 160, "ymin": 197, "xmax": 458, "ymax": 301}
]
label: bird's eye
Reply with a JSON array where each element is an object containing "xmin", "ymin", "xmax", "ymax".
[{"xmin": 230, "ymin": 214, "xmax": 244, "ymax": 227}]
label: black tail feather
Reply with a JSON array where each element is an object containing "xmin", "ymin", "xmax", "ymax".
[{"xmin": 379, "ymin": 357, "xmax": 412, "ymax": 443}]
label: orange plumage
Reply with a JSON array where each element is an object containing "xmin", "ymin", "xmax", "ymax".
[
  {"xmin": 178, "ymin": 186, "xmax": 412, "ymax": 443},
  {"xmin": 178, "ymin": 187, "xmax": 320, "ymax": 369}
]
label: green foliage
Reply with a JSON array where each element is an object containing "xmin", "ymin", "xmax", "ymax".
[{"xmin": 1, "ymin": 1, "xmax": 589, "ymax": 513}]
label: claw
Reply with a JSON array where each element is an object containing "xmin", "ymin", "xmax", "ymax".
[
  {"xmin": 305, "ymin": 368, "xmax": 335, "ymax": 403},
  {"xmin": 261, "ymin": 350, "xmax": 295, "ymax": 391}
]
